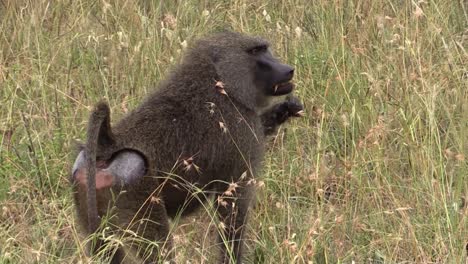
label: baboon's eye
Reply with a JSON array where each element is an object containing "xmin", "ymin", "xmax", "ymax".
[{"xmin": 247, "ymin": 45, "xmax": 268, "ymax": 55}]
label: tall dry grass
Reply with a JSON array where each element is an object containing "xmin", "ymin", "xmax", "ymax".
[{"xmin": 0, "ymin": 1, "xmax": 466, "ymax": 263}]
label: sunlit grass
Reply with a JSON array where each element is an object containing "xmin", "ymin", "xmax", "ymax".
[{"xmin": 0, "ymin": 0, "xmax": 466, "ymax": 263}]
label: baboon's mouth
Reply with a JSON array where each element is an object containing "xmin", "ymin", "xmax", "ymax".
[{"xmin": 273, "ymin": 82, "xmax": 294, "ymax": 96}]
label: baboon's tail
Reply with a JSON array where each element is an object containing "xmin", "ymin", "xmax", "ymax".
[{"xmin": 85, "ymin": 101, "xmax": 114, "ymax": 234}]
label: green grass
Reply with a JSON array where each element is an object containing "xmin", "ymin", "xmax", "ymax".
[{"xmin": 0, "ymin": 0, "xmax": 467, "ymax": 263}]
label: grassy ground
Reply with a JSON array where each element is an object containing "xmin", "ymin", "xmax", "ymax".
[{"xmin": 0, "ymin": 0, "xmax": 467, "ymax": 263}]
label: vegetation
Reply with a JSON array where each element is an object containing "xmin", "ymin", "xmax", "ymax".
[{"xmin": 0, "ymin": 0, "xmax": 466, "ymax": 263}]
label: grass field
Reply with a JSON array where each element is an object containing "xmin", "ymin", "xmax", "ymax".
[{"xmin": 0, "ymin": 0, "xmax": 467, "ymax": 263}]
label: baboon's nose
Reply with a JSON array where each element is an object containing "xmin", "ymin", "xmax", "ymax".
[
  {"xmin": 288, "ymin": 68, "xmax": 295, "ymax": 79},
  {"xmin": 275, "ymin": 63, "xmax": 295, "ymax": 81},
  {"xmin": 285, "ymin": 66, "xmax": 294, "ymax": 80}
]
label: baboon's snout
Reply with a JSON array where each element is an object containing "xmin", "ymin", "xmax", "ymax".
[
  {"xmin": 271, "ymin": 63, "xmax": 295, "ymax": 96},
  {"xmin": 280, "ymin": 64, "xmax": 295, "ymax": 81}
]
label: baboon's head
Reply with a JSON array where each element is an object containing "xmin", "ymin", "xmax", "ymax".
[{"xmin": 187, "ymin": 31, "xmax": 295, "ymax": 110}]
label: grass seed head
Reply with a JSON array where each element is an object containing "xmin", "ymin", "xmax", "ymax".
[
  {"xmin": 215, "ymin": 81, "xmax": 228, "ymax": 95},
  {"xmin": 219, "ymin": 121, "xmax": 228, "ymax": 133}
]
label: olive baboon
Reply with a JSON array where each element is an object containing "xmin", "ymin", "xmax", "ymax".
[{"xmin": 71, "ymin": 31, "xmax": 303, "ymax": 263}]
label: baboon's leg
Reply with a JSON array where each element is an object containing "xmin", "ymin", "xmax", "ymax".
[
  {"xmin": 216, "ymin": 181, "xmax": 255, "ymax": 264},
  {"xmin": 114, "ymin": 194, "xmax": 175, "ymax": 264}
]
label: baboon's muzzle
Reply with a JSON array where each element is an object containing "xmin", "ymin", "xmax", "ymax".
[{"xmin": 272, "ymin": 63, "xmax": 295, "ymax": 96}]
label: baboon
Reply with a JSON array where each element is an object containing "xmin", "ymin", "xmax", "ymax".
[{"xmin": 71, "ymin": 31, "xmax": 303, "ymax": 264}]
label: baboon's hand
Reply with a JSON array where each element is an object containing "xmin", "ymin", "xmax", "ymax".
[
  {"xmin": 261, "ymin": 96, "xmax": 304, "ymax": 136},
  {"xmin": 274, "ymin": 96, "xmax": 304, "ymax": 123},
  {"xmin": 283, "ymin": 96, "xmax": 304, "ymax": 118}
]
